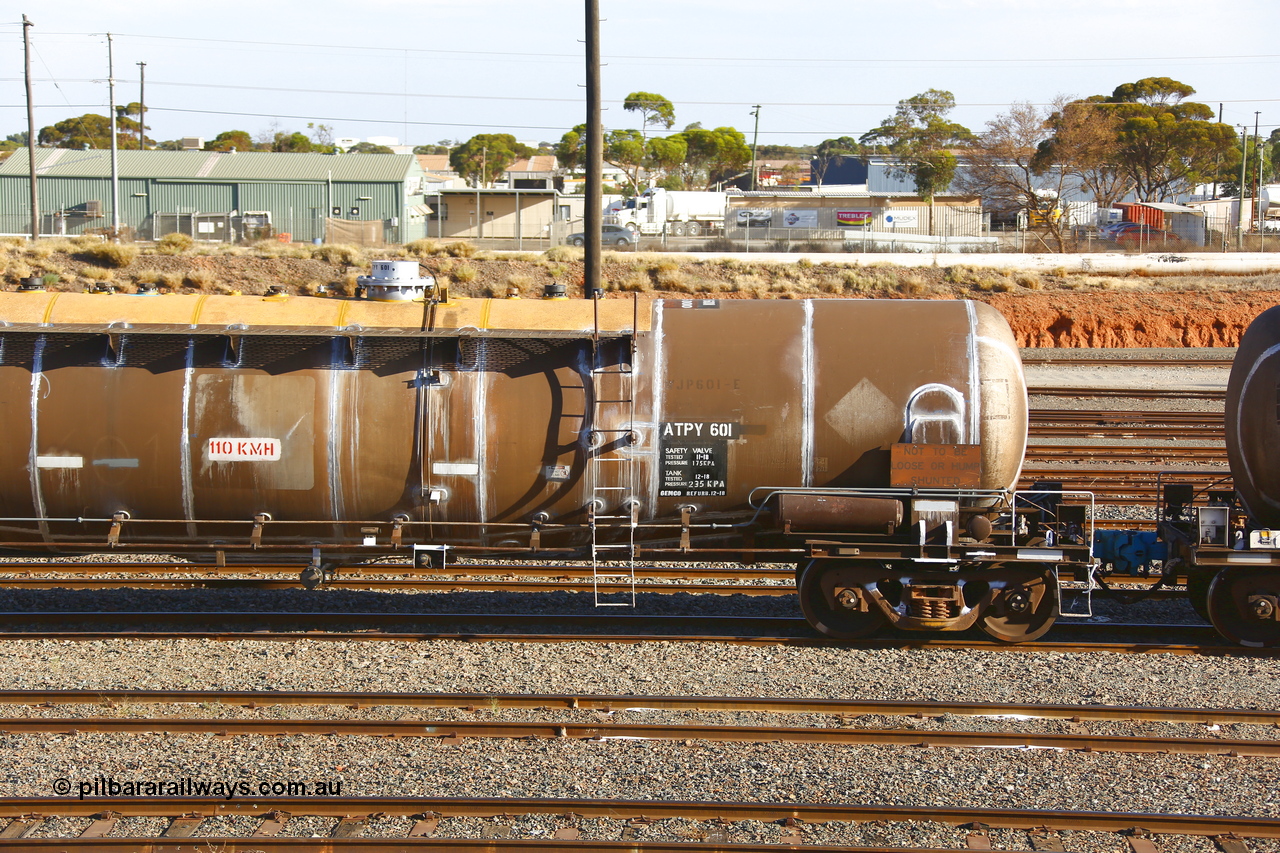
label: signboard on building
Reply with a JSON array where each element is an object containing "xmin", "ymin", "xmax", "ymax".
[
  {"xmin": 836, "ymin": 210, "xmax": 873, "ymax": 227},
  {"xmin": 884, "ymin": 211, "xmax": 919, "ymax": 228},
  {"xmin": 780, "ymin": 209, "xmax": 818, "ymax": 228}
]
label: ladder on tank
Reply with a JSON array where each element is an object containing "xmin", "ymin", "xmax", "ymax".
[{"xmin": 588, "ymin": 295, "xmax": 639, "ymax": 607}]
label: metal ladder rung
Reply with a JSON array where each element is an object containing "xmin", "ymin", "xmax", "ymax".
[
  {"xmin": 594, "ymin": 602, "xmax": 632, "ymax": 607},
  {"xmin": 593, "ymin": 545, "xmax": 631, "ymax": 551}
]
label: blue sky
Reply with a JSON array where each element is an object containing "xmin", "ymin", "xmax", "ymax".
[{"xmin": 2, "ymin": 0, "xmax": 1276, "ymax": 149}]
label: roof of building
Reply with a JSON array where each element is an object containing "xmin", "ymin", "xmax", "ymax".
[
  {"xmin": 508, "ymin": 155, "xmax": 558, "ymax": 173},
  {"xmin": 0, "ymin": 149, "xmax": 423, "ymax": 182},
  {"xmin": 1129, "ymin": 201, "xmax": 1205, "ymax": 215}
]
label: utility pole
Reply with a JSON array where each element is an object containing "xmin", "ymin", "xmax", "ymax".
[
  {"xmin": 1212, "ymin": 103, "xmax": 1222, "ymax": 199},
  {"xmin": 136, "ymin": 61, "xmax": 146, "ymax": 150},
  {"xmin": 583, "ymin": 0, "xmax": 602, "ymax": 298},
  {"xmin": 1239, "ymin": 125, "xmax": 1249, "ymax": 250},
  {"xmin": 22, "ymin": 15, "xmax": 38, "ymax": 242},
  {"xmin": 107, "ymin": 33, "xmax": 120, "ymax": 241},
  {"xmin": 1254, "ymin": 112, "xmax": 1264, "ymax": 247},
  {"xmin": 749, "ymin": 105, "xmax": 761, "ymax": 192}
]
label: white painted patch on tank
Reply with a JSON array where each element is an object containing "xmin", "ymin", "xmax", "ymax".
[
  {"xmin": 433, "ymin": 462, "xmax": 480, "ymax": 476},
  {"xmin": 648, "ymin": 302, "xmax": 666, "ymax": 512},
  {"xmin": 801, "ymin": 300, "xmax": 815, "ymax": 488},
  {"xmin": 1234, "ymin": 342, "xmax": 1280, "ymax": 510},
  {"xmin": 28, "ymin": 336, "xmax": 48, "ymax": 539},
  {"xmin": 35, "ymin": 456, "xmax": 83, "ymax": 469},
  {"xmin": 326, "ymin": 341, "xmax": 345, "ymax": 524},
  {"xmin": 965, "ymin": 301, "xmax": 981, "ymax": 444},
  {"xmin": 180, "ymin": 341, "xmax": 196, "ymax": 536}
]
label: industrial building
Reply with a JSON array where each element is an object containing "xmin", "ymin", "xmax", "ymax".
[{"xmin": 0, "ymin": 149, "xmax": 434, "ymax": 245}]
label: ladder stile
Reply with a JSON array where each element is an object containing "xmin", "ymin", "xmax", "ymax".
[{"xmin": 589, "ymin": 303, "xmax": 638, "ymax": 608}]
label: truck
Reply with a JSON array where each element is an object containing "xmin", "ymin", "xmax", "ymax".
[{"xmin": 605, "ymin": 188, "xmax": 728, "ymax": 236}]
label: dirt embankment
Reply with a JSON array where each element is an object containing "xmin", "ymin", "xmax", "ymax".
[
  {"xmin": 6, "ymin": 246, "xmax": 1279, "ymax": 348},
  {"xmin": 983, "ymin": 290, "xmax": 1275, "ymax": 348}
]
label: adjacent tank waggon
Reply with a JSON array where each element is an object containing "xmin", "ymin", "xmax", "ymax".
[
  {"xmin": 0, "ymin": 283, "xmax": 1092, "ymax": 641},
  {"xmin": 1153, "ymin": 304, "xmax": 1280, "ymax": 646}
]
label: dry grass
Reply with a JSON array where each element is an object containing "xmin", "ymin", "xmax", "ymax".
[
  {"xmin": 132, "ymin": 269, "xmax": 163, "ymax": 285},
  {"xmin": 79, "ymin": 243, "xmax": 139, "ymax": 268},
  {"xmin": 444, "ymin": 241, "xmax": 476, "ymax": 258},
  {"xmin": 544, "ymin": 245, "xmax": 582, "ymax": 263},
  {"xmin": 183, "ymin": 270, "xmax": 217, "ymax": 290},
  {"xmin": 311, "ymin": 243, "xmax": 364, "ymax": 265},
  {"xmin": 654, "ymin": 267, "xmax": 686, "ymax": 291},
  {"xmin": 80, "ymin": 265, "xmax": 116, "ymax": 282},
  {"xmin": 451, "ymin": 264, "xmax": 478, "ymax": 284},
  {"xmin": 404, "ymin": 238, "xmax": 439, "ymax": 258},
  {"xmin": 154, "ymin": 232, "xmax": 194, "ymax": 255},
  {"xmin": 504, "ymin": 273, "xmax": 535, "ymax": 296}
]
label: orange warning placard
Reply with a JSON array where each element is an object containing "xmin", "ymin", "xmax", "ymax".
[{"xmin": 889, "ymin": 444, "xmax": 982, "ymax": 488}]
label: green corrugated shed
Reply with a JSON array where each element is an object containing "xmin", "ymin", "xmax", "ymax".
[{"xmin": 0, "ymin": 150, "xmax": 431, "ymax": 244}]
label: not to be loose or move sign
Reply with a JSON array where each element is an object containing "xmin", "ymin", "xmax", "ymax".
[{"xmin": 889, "ymin": 443, "xmax": 981, "ymax": 488}]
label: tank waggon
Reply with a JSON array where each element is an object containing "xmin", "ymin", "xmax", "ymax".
[
  {"xmin": 0, "ymin": 284, "xmax": 1093, "ymax": 641},
  {"xmin": 1146, "ymin": 304, "xmax": 1280, "ymax": 646}
]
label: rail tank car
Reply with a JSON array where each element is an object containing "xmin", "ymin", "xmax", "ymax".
[
  {"xmin": 1154, "ymin": 304, "xmax": 1280, "ymax": 646},
  {"xmin": 0, "ymin": 280, "xmax": 1092, "ymax": 641}
]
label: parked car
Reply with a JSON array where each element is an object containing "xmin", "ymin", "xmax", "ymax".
[
  {"xmin": 564, "ymin": 224, "xmax": 637, "ymax": 247},
  {"xmin": 1099, "ymin": 220, "xmax": 1142, "ymax": 238},
  {"xmin": 1114, "ymin": 226, "xmax": 1183, "ymax": 248}
]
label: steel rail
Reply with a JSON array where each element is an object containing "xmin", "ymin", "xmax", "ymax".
[
  {"xmin": 3, "ymin": 715, "xmax": 1275, "ymax": 756},
  {"xmin": 0, "ymin": 622, "xmax": 1246, "ymax": 656},
  {"xmin": 1021, "ymin": 355, "xmax": 1234, "ymax": 367},
  {"xmin": 0, "ymin": 561, "xmax": 796, "ymax": 579},
  {"xmin": 1029, "ymin": 409, "xmax": 1222, "ymax": 423},
  {"xmin": 0, "ymin": 578, "xmax": 794, "ymax": 595},
  {"xmin": 0, "ymin": 840, "xmax": 988, "ymax": 853},
  {"xmin": 0, "ymin": 797, "xmax": 1276, "ymax": 837},
  {"xmin": 1027, "ymin": 386, "xmax": 1227, "ymax": 400},
  {"xmin": 6, "ymin": 688, "xmax": 1274, "ymax": 726}
]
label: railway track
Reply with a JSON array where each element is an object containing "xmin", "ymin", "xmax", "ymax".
[
  {"xmin": 0, "ymin": 798, "xmax": 1275, "ymax": 847},
  {"xmin": 1028, "ymin": 385, "xmax": 1226, "ymax": 400},
  {"xmin": 1021, "ymin": 355, "xmax": 1234, "ymax": 368},
  {"xmin": 0, "ymin": 613, "xmax": 1239, "ymax": 655},
  {"xmin": 0, "ymin": 691, "xmax": 1273, "ymax": 757}
]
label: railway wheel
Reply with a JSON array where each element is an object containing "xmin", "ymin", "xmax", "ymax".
[
  {"xmin": 797, "ymin": 560, "xmax": 887, "ymax": 639},
  {"xmin": 978, "ymin": 566, "xmax": 1059, "ymax": 643},
  {"xmin": 1186, "ymin": 567, "xmax": 1214, "ymax": 623},
  {"xmin": 1206, "ymin": 567, "xmax": 1280, "ymax": 647}
]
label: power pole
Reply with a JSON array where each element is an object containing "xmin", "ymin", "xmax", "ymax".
[
  {"xmin": 749, "ymin": 105, "xmax": 761, "ymax": 191},
  {"xmin": 136, "ymin": 61, "xmax": 146, "ymax": 150},
  {"xmin": 22, "ymin": 15, "xmax": 38, "ymax": 242},
  {"xmin": 1254, "ymin": 112, "xmax": 1263, "ymax": 247},
  {"xmin": 1212, "ymin": 103, "xmax": 1222, "ymax": 199},
  {"xmin": 1239, "ymin": 125, "xmax": 1249, "ymax": 250},
  {"xmin": 583, "ymin": 0, "xmax": 602, "ymax": 298},
  {"xmin": 107, "ymin": 33, "xmax": 120, "ymax": 240}
]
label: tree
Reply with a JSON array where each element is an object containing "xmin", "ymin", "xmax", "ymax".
[
  {"xmin": 450, "ymin": 133, "xmax": 534, "ymax": 186},
  {"xmin": 1096, "ymin": 78, "xmax": 1236, "ymax": 201},
  {"xmin": 646, "ymin": 134, "xmax": 688, "ymax": 188},
  {"xmin": 860, "ymin": 89, "xmax": 973, "ymax": 199},
  {"xmin": 606, "ymin": 129, "xmax": 647, "ymax": 194},
  {"xmin": 678, "ymin": 126, "xmax": 751, "ymax": 190},
  {"xmin": 38, "ymin": 113, "xmax": 141, "ymax": 149},
  {"xmin": 271, "ymin": 131, "xmax": 313, "ymax": 153},
  {"xmin": 623, "ymin": 92, "xmax": 675, "ymax": 137},
  {"xmin": 955, "ymin": 102, "xmax": 1073, "ymax": 251},
  {"xmin": 414, "ymin": 143, "xmax": 450, "ymax": 155},
  {"xmin": 1033, "ymin": 99, "xmax": 1131, "ymax": 212},
  {"xmin": 555, "ymin": 124, "xmax": 588, "ymax": 173},
  {"xmin": 307, "ymin": 123, "xmax": 336, "ymax": 153},
  {"xmin": 205, "ymin": 130, "xmax": 255, "ymax": 152},
  {"xmin": 811, "ymin": 136, "xmax": 860, "ymax": 187},
  {"xmin": 347, "ymin": 142, "xmax": 395, "ymax": 154}
]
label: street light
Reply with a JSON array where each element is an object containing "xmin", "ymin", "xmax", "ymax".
[{"xmin": 749, "ymin": 105, "xmax": 761, "ymax": 192}]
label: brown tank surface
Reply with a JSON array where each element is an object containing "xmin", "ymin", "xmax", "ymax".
[
  {"xmin": 0, "ymin": 287, "xmax": 1089, "ymax": 640},
  {"xmin": 1227, "ymin": 304, "xmax": 1280, "ymax": 528}
]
